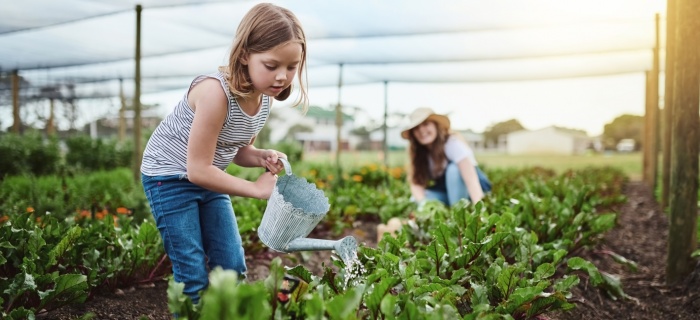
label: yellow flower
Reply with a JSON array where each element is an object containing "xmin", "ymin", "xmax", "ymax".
[{"xmin": 352, "ymin": 175, "xmax": 363, "ymax": 182}]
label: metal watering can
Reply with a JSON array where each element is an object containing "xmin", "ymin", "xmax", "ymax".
[{"xmin": 257, "ymin": 159, "xmax": 357, "ymax": 264}]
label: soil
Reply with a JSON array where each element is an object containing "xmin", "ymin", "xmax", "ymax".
[{"xmin": 40, "ymin": 181, "xmax": 700, "ymax": 320}]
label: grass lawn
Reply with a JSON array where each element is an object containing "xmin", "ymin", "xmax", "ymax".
[{"xmin": 302, "ymin": 150, "xmax": 644, "ymax": 181}]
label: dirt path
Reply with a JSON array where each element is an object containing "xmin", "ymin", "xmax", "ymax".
[
  {"xmin": 41, "ymin": 182, "xmax": 700, "ymax": 319},
  {"xmin": 550, "ymin": 181, "xmax": 700, "ymax": 320}
]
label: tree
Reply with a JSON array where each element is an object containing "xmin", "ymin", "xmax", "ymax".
[
  {"xmin": 285, "ymin": 123, "xmax": 313, "ymax": 141},
  {"xmin": 602, "ymin": 114, "xmax": 644, "ymax": 150},
  {"xmin": 483, "ymin": 119, "xmax": 524, "ymax": 146},
  {"xmin": 350, "ymin": 126, "xmax": 373, "ymax": 150}
]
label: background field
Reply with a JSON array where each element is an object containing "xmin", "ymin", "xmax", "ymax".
[{"xmin": 302, "ymin": 151, "xmax": 644, "ymax": 181}]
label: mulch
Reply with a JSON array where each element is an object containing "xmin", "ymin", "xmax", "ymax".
[{"xmin": 40, "ymin": 181, "xmax": 700, "ymax": 320}]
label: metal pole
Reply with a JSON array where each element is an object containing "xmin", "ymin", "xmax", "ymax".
[
  {"xmin": 667, "ymin": 0, "xmax": 700, "ymax": 285},
  {"xmin": 119, "ymin": 78, "xmax": 126, "ymax": 143},
  {"xmin": 662, "ymin": 2, "xmax": 676, "ymax": 210},
  {"xmin": 383, "ymin": 80, "xmax": 389, "ymax": 168},
  {"xmin": 11, "ymin": 70, "xmax": 20, "ymax": 134},
  {"xmin": 133, "ymin": 4, "xmax": 142, "ymax": 182},
  {"xmin": 335, "ymin": 63, "xmax": 343, "ymax": 170}
]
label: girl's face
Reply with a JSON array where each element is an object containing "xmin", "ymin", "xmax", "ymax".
[
  {"xmin": 411, "ymin": 120, "xmax": 438, "ymax": 146},
  {"xmin": 245, "ymin": 42, "xmax": 302, "ymax": 97}
]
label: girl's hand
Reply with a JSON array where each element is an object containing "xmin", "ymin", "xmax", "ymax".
[
  {"xmin": 255, "ymin": 171, "xmax": 278, "ymax": 199},
  {"xmin": 261, "ymin": 149, "xmax": 287, "ymax": 174}
]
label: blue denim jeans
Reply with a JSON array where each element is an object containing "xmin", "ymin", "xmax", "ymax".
[
  {"xmin": 425, "ymin": 163, "xmax": 492, "ymax": 206},
  {"xmin": 141, "ymin": 174, "xmax": 246, "ymax": 304}
]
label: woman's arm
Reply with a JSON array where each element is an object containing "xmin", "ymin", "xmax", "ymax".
[
  {"xmin": 409, "ymin": 181, "xmax": 427, "ymax": 203},
  {"xmin": 456, "ymin": 158, "xmax": 484, "ymax": 203},
  {"xmin": 185, "ymin": 78, "xmax": 277, "ymax": 199}
]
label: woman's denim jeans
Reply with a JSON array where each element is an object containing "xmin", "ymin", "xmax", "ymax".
[
  {"xmin": 142, "ymin": 174, "xmax": 246, "ymax": 304},
  {"xmin": 424, "ymin": 163, "xmax": 492, "ymax": 206}
]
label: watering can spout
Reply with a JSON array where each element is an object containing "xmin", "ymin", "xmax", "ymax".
[{"xmin": 284, "ymin": 236, "xmax": 358, "ymax": 264}]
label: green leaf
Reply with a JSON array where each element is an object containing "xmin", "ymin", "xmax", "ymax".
[
  {"xmin": 426, "ymin": 240, "xmax": 446, "ymax": 265},
  {"xmin": 327, "ymin": 284, "xmax": 365, "ymax": 319},
  {"xmin": 380, "ymin": 293, "xmax": 398, "ymax": 318},
  {"xmin": 432, "ymin": 224, "xmax": 455, "ymax": 258},
  {"xmin": 4, "ymin": 272, "xmax": 36, "ymax": 300},
  {"xmin": 534, "ymin": 263, "xmax": 555, "ymax": 280},
  {"xmin": 47, "ymin": 226, "xmax": 82, "ymax": 267},
  {"xmin": 301, "ymin": 291, "xmax": 326, "ymax": 318},
  {"xmin": 589, "ymin": 213, "xmax": 616, "ymax": 233},
  {"xmin": 6, "ymin": 307, "xmax": 36, "ymax": 320},
  {"xmin": 398, "ymin": 300, "xmax": 420, "ymax": 320},
  {"xmin": 567, "ymin": 257, "xmax": 603, "ymax": 286},
  {"xmin": 469, "ymin": 282, "xmax": 490, "ymax": 312},
  {"xmin": 496, "ymin": 265, "xmax": 520, "ymax": 299},
  {"xmin": 286, "ymin": 265, "xmax": 314, "ymax": 284},
  {"xmin": 37, "ymin": 274, "xmax": 88, "ymax": 309},
  {"xmin": 412, "ymin": 283, "xmax": 446, "ymax": 296},
  {"xmin": 554, "ymin": 275, "xmax": 580, "ymax": 292},
  {"xmin": 366, "ymin": 276, "xmax": 400, "ymax": 317}
]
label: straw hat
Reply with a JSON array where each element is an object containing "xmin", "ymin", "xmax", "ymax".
[{"xmin": 400, "ymin": 107, "xmax": 450, "ymax": 139}]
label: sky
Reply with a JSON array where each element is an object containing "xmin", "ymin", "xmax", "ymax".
[
  {"xmin": 1, "ymin": 0, "xmax": 667, "ymax": 137},
  {"xmin": 135, "ymin": 71, "xmax": 649, "ymax": 137}
]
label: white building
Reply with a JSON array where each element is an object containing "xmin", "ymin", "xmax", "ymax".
[
  {"xmin": 455, "ymin": 129, "xmax": 485, "ymax": 152},
  {"xmin": 506, "ymin": 126, "xmax": 591, "ymax": 155},
  {"xmin": 269, "ymin": 106, "xmax": 355, "ymax": 151}
]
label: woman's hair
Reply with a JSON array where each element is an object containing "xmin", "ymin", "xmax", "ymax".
[
  {"xmin": 221, "ymin": 3, "xmax": 308, "ymax": 112},
  {"xmin": 407, "ymin": 120, "xmax": 450, "ymax": 187}
]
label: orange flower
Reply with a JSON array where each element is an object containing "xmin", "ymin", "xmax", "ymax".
[
  {"xmin": 26, "ymin": 207, "xmax": 35, "ymax": 213},
  {"xmin": 116, "ymin": 207, "xmax": 129, "ymax": 215},
  {"xmin": 390, "ymin": 167, "xmax": 404, "ymax": 179},
  {"xmin": 352, "ymin": 175, "xmax": 363, "ymax": 182},
  {"xmin": 0, "ymin": 215, "xmax": 9, "ymax": 223}
]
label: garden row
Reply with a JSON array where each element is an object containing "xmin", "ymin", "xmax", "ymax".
[{"xmin": 1, "ymin": 162, "xmax": 630, "ymax": 319}]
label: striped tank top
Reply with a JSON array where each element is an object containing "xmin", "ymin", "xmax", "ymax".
[{"xmin": 141, "ymin": 72, "xmax": 270, "ymax": 176}]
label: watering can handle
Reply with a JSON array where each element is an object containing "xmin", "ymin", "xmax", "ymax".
[{"xmin": 279, "ymin": 158, "xmax": 292, "ymax": 176}]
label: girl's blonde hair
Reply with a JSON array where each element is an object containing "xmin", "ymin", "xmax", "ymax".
[
  {"xmin": 407, "ymin": 120, "xmax": 451, "ymax": 187},
  {"xmin": 220, "ymin": 3, "xmax": 308, "ymax": 112}
]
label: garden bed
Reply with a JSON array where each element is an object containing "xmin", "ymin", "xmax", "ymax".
[{"xmin": 41, "ymin": 181, "xmax": 700, "ymax": 320}]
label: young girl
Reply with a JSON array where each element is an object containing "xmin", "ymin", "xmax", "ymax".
[
  {"xmin": 140, "ymin": 3, "xmax": 308, "ymax": 303},
  {"xmin": 402, "ymin": 107, "xmax": 491, "ymax": 207}
]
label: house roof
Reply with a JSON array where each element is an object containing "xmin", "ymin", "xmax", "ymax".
[
  {"xmin": 306, "ymin": 106, "xmax": 353, "ymax": 121},
  {"xmin": 509, "ymin": 125, "xmax": 589, "ymax": 138}
]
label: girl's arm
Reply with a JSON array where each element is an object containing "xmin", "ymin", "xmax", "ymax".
[
  {"xmin": 185, "ymin": 78, "xmax": 277, "ymax": 199},
  {"xmin": 234, "ymin": 144, "xmax": 286, "ymax": 173},
  {"xmin": 456, "ymin": 158, "xmax": 484, "ymax": 203}
]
